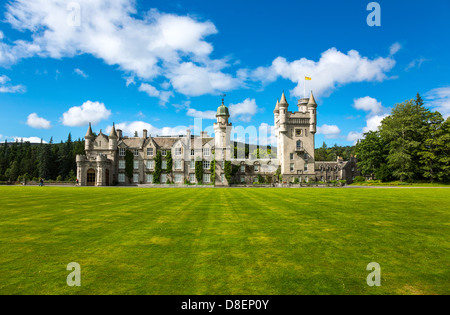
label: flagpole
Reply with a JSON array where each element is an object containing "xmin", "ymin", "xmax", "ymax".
[{"xmin": 304, "ymin": 76, "xmax": 306, "ymax": 99}]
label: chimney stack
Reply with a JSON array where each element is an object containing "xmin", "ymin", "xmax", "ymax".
[
  {"xmin": 143, "ymin": 129, "xmax": 148, "ymax": 139},
  {"xmin": 117, "ymin": 129, "xmax": 123, "ymax": 139}
]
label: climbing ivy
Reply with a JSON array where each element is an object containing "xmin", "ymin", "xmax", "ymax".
[
  {"xmin": 195, "ymin": 160, "xmax": 203, "ymax": 184},
  {"xmin": 125, "ymin": 150, "xmax": 134, "ymax": 183},
  {"xmin": 166, "ymin": 150, "xmax": 173, "ymax": 181},
  {"xmin": 210, "ymin": 159, "xmax": 216, "ymax": 185},
  {"xmin": 224, "ymin": 160, "xmax": 232, "ymax": 182},
  {"xmin": 153, "ymin": 151, "xmax": 162, "ymax": 184}
]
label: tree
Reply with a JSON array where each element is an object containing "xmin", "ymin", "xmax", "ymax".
[
  {"xmin": 355, "ymin": 131, "xmax": 384, "ymax": 179},
  {"xmin": 379, "ymin": 99, "xmax": 430, "ymax": 182}
]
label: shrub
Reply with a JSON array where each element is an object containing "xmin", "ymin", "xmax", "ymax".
[{"xmin": 354, "ymin": 176, "xmax": 366, "ymax": 183}]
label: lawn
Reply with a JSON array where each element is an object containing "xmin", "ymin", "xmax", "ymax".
[{"xmin": 0, "ymin": 186, "xmax": 448, "ymax": 295}]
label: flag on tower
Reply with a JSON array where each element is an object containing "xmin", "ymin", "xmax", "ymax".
[{"xmin": 305, "ymin": 76, "xmax": 312, "ymax": 81}]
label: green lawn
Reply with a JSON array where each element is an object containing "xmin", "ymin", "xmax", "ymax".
[{"xmin": 0, "ymin": 186, "xmax": 448, "ymax": 295}]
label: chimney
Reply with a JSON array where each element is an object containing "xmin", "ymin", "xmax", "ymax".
[
  {"xmin": 200, "ymin": 131, "xmax": 208, "ymax": 138},
  {"xmin": 117, "ymin": 129, "xmax": 123, "ymax": 139},
  {"xmin": 143, "ymin": 129, "xmax": 148, "ymax": 139}
]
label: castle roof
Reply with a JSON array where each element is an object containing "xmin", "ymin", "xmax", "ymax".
[
  {"xmin": 216, "ymin": 99, "xmax": 230, "ymax": 117},
  {"xmin": 109, "ymin": 123, "xmax": 118, "ymax": 139},
  {"xmin": 279, "ymin": 92, "xmax": 288, "ymax": 107},
  {"xmin": 274, "ymin": 99, "xmax": 280, "ymax": 113},
  {"xmin": 85, "ymin": 123, "xmax": 94, "ymax": 139},
  {"xmin": 308, "ymin": 91, "xmax": 317, "ymax": 107}
]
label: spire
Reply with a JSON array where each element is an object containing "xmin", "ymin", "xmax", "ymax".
[
  {"xmin": 307, "ymin": 91, "xmax": 317, "ymax": 107},
  {"xmin": 109, "ymin": 123, "xmax": 118, "ymax": 139},
  {"xmin": 274, "ymin": 99, "xmax": 280, "ymax": 113},
  {"xmin": 85, "ymin": 123, "xmax": 94, "ymax": 139},
  {"xmin": 279, "ymin": 91, "xmax": 289, "ymax": 107}
]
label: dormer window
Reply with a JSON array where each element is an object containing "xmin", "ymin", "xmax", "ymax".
[
  {"xmin": 119, "ymin": 148, "xmax": 126, "ymax": 156},
  {"xmin": 134, "ymin": 150, "xmax": 139, "ymax": 157}
]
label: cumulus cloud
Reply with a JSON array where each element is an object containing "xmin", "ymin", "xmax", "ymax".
[
  {"xmin": 186, "ymin": 108, "xmax": 216, "ymax": 120},
  {"xmin": 74, "ymin": 68, "xmax": 88, "ymax": 78},
  {"xmin": 389, "ymin": 42, "xmax": 402, "ymax": 56},
  {"xmin": 353, "ymin": 96, "xmax": 384, "ymax": 115},
  {"xmin": 110, "ymin": 121, "xmax": 188, "ymax": 137},
  {"xmin": 229, "ymin": 98, "xmax": 259, "ymax": 122},
  {"xmin": 425, "ymin": 87, "xmax": 450, "ymax": 118},
  {"xmin": 346, "ymin": 131, "xmax": 364, "ymax": 144},
  {"xmin": 61, "ymin": 101, "xmax": 111, "ymax": 127},
  {"xmin": 317, "ymin": 124, "xmax": 341, "ymax": 139},
  {"xmin": 138, "ymin": 83, "xmax": 173, "ymax": 105},
  {"xmin": 1, "ymin": 0, "xmax": 241, "ymax": 97},
  {"xmin": 244, "ymin": 47, "xmax": 396, "ymax": 97},
  {"xmin": 0, "ymin": 75, "xmax": 26, "ymax": 93},
  {"xmin": 26, "ymin": 113, "xmax": 51, "ymax": 129},
  {"xmin": 14, "ymin": 137, "xmax": 46, "ymax": 143}
]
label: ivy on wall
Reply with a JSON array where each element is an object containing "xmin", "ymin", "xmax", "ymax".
[
  {"xmin": 210, "ymin": 159, "xmax": 216, "ymax": 185},
  {"xmin": 166, "ymin": 150, "xmax": 173, "ymax": 181},
  {"xmin": 195, "ymin": 160, "xmax": 203, "ymax": 184},
  {"xmin": 153, "ymin": 151, "xmax": 162, "ymax": 184},
  {"xmin": 224, "ymin": 161, "xmax": 232, "ymax": 182},
  {"xmin": 125, "ymin": 150, "xmax": 134, "ymax": 183}
]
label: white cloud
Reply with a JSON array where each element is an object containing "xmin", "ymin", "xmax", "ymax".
[
  {"xmin": 346, "ymin": 131, "xmax": 364, "ymax": 144},
  {"xmin": 61, "ymin": 101, "xmax": 111, "ymax": 127},
  {"xmin": 0, "ymin": 31, "xmax": 3, "ymax": 40},
  {"xmin": 425, "ymin": 87, "xmax": 450, "ymax": 118},
  {"xmin": 317, "ymin": 124, "xmax": 341, "ymax": 139},
  {"xmin": 74, "ymin": 68, "xmax": 88, "ymax": 78},
  {"xmin": 245, "ymin": 46, "xmax": 396, "ymax": 97},
  {"xmin": 186, "ymin": 108, "xmax": 216, "ymax": 120},
  {"xmin": 138, "ymin": 83, "xmax": 173, "ymax": 105},
  {"xmin": 110, "ymin": 121, "xmax": 188, "ymax": 137},
  {"xmin": 0, "ymin": 75, "xmax": 26, "ymax": 93},
  {"xmin": 389, "ymin": 42, "xmax": 402, "ymax": 56},
  {"xmin": 353, "ymin": 96, "xmax": 384, "ymax": 115},
  {"xmin": 1, "ymin": 0, "xmax": 241, "ymax": 97},
  {"xmin": 14, "ymin": 137, "xmax": 46, "ymax": 143},
  {"xmin": 363, "ymin": 114, "xmax": 388, "ymax": 133},
  {"xmin": 405, "ymin": 57, "xmax": 430, "ymax": 71},
  {"xmin": 26, "ymin": 113, "xmax": 51, "ymax": 129},
  {"xmin": 229, "ymin": 98, "xmax": 259, "ymax": 122}
]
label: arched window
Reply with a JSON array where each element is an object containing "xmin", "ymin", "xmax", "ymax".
[{"xmin": 296, "ymin": 140, "xmax": 302, "ymax": 150}]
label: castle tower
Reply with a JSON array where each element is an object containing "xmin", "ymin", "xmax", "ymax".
[
  {"xmin": 214, "ymin": 98, "xmax": 232, "ymax": 162},
  {"xmin": 278, "ymin": 92, "xmax": 288, "ymax": 133},
  {"xmin": 274, "ymin": 91, "xmax": 317, "ymax": 182},
  {"xmin": 307, "ymin": 91, "xmax": 317, "ymax": 134},
  {"xmin": 109, "ymin": 123, "xmax": 118, "ymax": 150},
  {"xmin": 85, "ymin": 123, "xmax": 95, "ymax": 151}
]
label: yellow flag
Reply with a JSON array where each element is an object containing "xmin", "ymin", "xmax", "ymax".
[{"xmin": 305, "ymin": 76, "xmax": 312, "ymax": 81}]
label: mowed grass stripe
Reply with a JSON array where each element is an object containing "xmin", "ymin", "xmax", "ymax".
[{"xmin": 0, "ymin": 187, "xmax": 448, "ymax": 295}]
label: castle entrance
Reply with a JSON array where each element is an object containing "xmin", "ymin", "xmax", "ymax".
[{"xmin": 87, "ymin": 169, "xmax": 96, "ymax": 186}]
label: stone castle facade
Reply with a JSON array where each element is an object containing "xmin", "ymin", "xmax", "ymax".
[{"xmin": 76, "ymin": 92, "xmax": 359, "ymax": 186}]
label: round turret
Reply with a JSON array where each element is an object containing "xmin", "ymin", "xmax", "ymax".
[{"xmin": 216, "ymin": 103, "xmax": 230, "ymax": 117}]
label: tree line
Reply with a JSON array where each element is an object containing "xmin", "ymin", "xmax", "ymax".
[
  {"xmin": 0, "ymin": 134, "xmax": 85, "ymax": 182},
  {"xmin": 356, "ymin": 93, "xmax": 450, "ymax": 183}
]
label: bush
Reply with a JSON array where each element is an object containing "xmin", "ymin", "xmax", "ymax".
[{"xmin": 354, "ymin": 176, "xmax": 365, "ymax": 183}]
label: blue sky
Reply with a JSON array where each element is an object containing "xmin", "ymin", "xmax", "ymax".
[{"xmin": 0, "ymin": 0, "xmax": 449, "ymax": 146}]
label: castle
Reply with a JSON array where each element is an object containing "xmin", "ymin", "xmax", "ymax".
[{"xmin": 76, "ymin": 92, "xmax": 359, "ymax": 186}]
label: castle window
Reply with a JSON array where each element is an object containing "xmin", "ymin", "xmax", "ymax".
[
  {"xmin": 147, "ymin": 148, "xmax": 153, "ymax": 156},
  {"xmin": 118, "ymin": 174, "xmax": 125, "ymax": 183},
  {"xmin": 174, "ymin": 160, "xmax": 182, "ymax": 170},
  {"xmin": 221, "ymin": 174, "xmax": 225, "ymax": 183},
  {"xmin": 147, "ymin": 160, "xmax": 154, "ymax": 169},
  {"xmin": 119, "ymin": 148, "xmax": 126, "ymax": 156},
  {"xmin": 305, "ymin": 176, "xmax": 309, "ymax": 183},
  {"xmin": 203, "ymin": 148, "xmax": 210, "ymax": 157},
  {"xmin": 174, "ymin": 174, "xmax": 182, "ymax": 183},
  {"xmin": 162, "ymin": 160, "xmax": 167, "ymax": 170},
  {"xmin": 133, "ymin": 174, "xmax": 139, "ymax": 183},
  {"xmin": 146, "ymin": 174, "xmax": 154, "ymax": 183},
  {"xmin": 161, "ymin": 174, "xmax": 167, "ymax": 183},
  {"xmin": 134, "ymin": 150, "xmax": 139, "ymax": 157},
  {"xmin": 134, "ymin": 161, "xmax": 139, "ymax": 170},
  {"xmin": 304, "ymin": 164, "xmax": 308, "ymax": 171},
  {"xmin": 240, "ymin": 176, "xmax": 246, "ymax": 183},
  {"xmin": 296, "ymin": 140, "xmax": 302, "ymax": 150},
  {"xmin": 290, "ymin": 153, "xmax": 294, "ymax": 160},
  {"xmin": 175, "ymin": 148, "xmax": 182, "ymax": 156},
  {"xmin": 162, "ymin": 150, "xmax": 167, "ymax": 156},
  {"xmin": 189, "ymin": 174, "xmax": 196, "ymax": 183},
  {"xmin": 203, "ymin": 174, "xmax": 211, "ymax": 183},
  {"xmin": 290, "ymin": 163, "xmax": 295, "ymax": 172},
  {"xmin": 254, "ymin": 165, "xmax": 259, "ymax": 172},
  {"xmin": 203, "ymin": 160, "xmax": 210, "ymax": 170},
  {"xmin": 240, "ymin": 165, "xmax": 245, "ymax": 172},
  {"xmin": 190, "ymin": 160, "xmax": 195, "ymax": 169},
  {"xmin": 191, "ymin": 149, "xmax": 195, "ymax": 156},
  {"xmin": 304, "ymin": 153, "xmax": 308, "ymax": 160}
]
